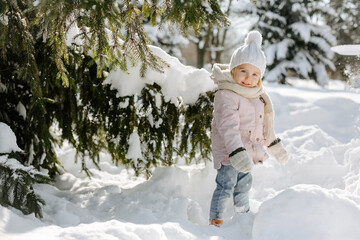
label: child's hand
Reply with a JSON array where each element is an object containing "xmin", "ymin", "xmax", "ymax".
[
  {"xmin": 229, "ymin": 148, "xmax": 253, "ymax": 173},
  {"xmin": 267, "ymin": 141, "xmax": 288, "ymax": 165}
]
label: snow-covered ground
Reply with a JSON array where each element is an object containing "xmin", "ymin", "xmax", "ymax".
[{"xmin": 1, "ymin": 79, "xmax": 360, "ymax": 240}]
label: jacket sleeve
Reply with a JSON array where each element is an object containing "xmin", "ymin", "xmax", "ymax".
[{"xmin": 213, "ymin": 90, "xmax": 244, "ymax": 155}]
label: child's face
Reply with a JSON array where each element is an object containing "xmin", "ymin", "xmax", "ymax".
[{"xmin": 232, "ymin": 64, "xmax": 261, "ymax": 88}]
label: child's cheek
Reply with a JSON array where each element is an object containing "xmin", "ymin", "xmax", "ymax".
[{"xmin": 234, "ymin": 73, "xmax": 242, "ymax": 84}]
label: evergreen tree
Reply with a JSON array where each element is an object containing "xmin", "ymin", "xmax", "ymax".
[
  {"xmin": 326, "ymin": 0, "xmax": 360, "ymax": 45},
  {"xmin": 325, "ymin": 0, "xmax": 360, "ymax": 81},
  {"xmin": 0, "ymin": 0, "xmax": 229, "ymax": 217},
  {"xmin": 179, "ymin": 91, "xmax": 214, "ymax": 164},
  {"xmin": 245, "ymin": 0, "xmax": 336, "ymax": 86}
]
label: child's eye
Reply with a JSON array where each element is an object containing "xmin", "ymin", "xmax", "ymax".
[{"xmin": 252, "ymin": 73, "xmax": 258, "ymax": 77}]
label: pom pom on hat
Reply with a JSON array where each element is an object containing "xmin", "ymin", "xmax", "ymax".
[
  {"xmin": 229, "ymin": 30, "xmax": 267, "ymax": 78},
  {"xmin": 245, "ymin": 31, "xmax": 263, "ymax": 47}
]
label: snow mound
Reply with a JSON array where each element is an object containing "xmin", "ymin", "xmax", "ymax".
[
  {"xmin": 63, "ymin": 165, "xmax": 216, "ymax": 225},
  {"xmin": 253, "ymin": 184, "xmax": 360, "ymax": 240},
  {"xmin": 251, "ymin": 125, "xmax": 349, "ymax": 202}
]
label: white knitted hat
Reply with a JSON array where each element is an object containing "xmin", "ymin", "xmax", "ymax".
[{"xmin": 229, "ymin": 31, "xmax": 267, "ymax": 78}]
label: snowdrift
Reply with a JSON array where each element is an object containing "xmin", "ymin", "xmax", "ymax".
[{"xmin": 253, "ymin": 185, "xmax": 360, "ymax": 240}]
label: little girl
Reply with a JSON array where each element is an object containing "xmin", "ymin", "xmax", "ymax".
[{"xmin": 209, "ymin": 31, "xmax": 288, "ymax": 227}]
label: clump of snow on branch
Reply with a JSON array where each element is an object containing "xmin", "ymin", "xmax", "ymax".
[
  {"xmin": 0, "ymin": 122, "xmax": 22, "ymax": 153},
  {"xmin": 104, "ymin": 46, "xmax": 215, "ymax": 105},
  {"xmin": 331, "ymin": 45, "xmax": 360, "ymax": 56},
  {"xmin": 126, "ymin": 131, "xmax": 146, "ymax": 168},
  {"xmin": 16, "ymin": 102, "xmax": 26, "ymax": 120}
]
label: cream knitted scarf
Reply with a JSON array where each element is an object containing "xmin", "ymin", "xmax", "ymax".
[{"xmin": 211, "ymin": 63, "xmax": 276, "ymax": 146}]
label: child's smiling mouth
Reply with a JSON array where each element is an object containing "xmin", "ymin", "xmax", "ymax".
[{"xmin": 241, "ymin": 82, "xmax": 252, "ymax": 87}]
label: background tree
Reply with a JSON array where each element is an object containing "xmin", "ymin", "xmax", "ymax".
[
  {"xmin": 325, "ymin": 0, "xmax": 360, "ymax": 83},
  {"xmin": 189, "ymin": 0, "xmax": 253, "ymax": 68},
  {"xmin": 0, "ymin": 0, "xmax": 229, "ymax": 217},
  {"xmin": 242, "ymin": 0, "xmax": 336, "ymax": 86},
  {"xmin": 326, "ymin": 0, "xmax": 360, "ymax": 45}
]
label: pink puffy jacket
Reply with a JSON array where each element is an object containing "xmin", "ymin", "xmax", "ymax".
[{"xmin": 211, "ymin": 89, "xmax": 269, "ymax": 169}]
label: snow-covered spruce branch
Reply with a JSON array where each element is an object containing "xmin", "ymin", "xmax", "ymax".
[{"xmin": 0, "ymin": 155, "xmax": 51, "ymax": 218}]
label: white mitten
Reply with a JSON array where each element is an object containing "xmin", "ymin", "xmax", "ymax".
[
  {"xmin": 267, "ymin": 139, "xmax": 288, "ymax": 165},
  {"xmin": 229, "ymin": 148, "xmax": 253, "ymax": 173}
]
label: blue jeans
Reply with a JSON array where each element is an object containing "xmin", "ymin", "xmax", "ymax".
[{"xmin": 209, "ymin": 164, "xmax": 252, "ymax": 220}]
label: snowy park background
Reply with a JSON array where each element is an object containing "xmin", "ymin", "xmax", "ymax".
[{"xmin": 1, "ymin": 43, "xmax": 360, "ymax": 239}]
